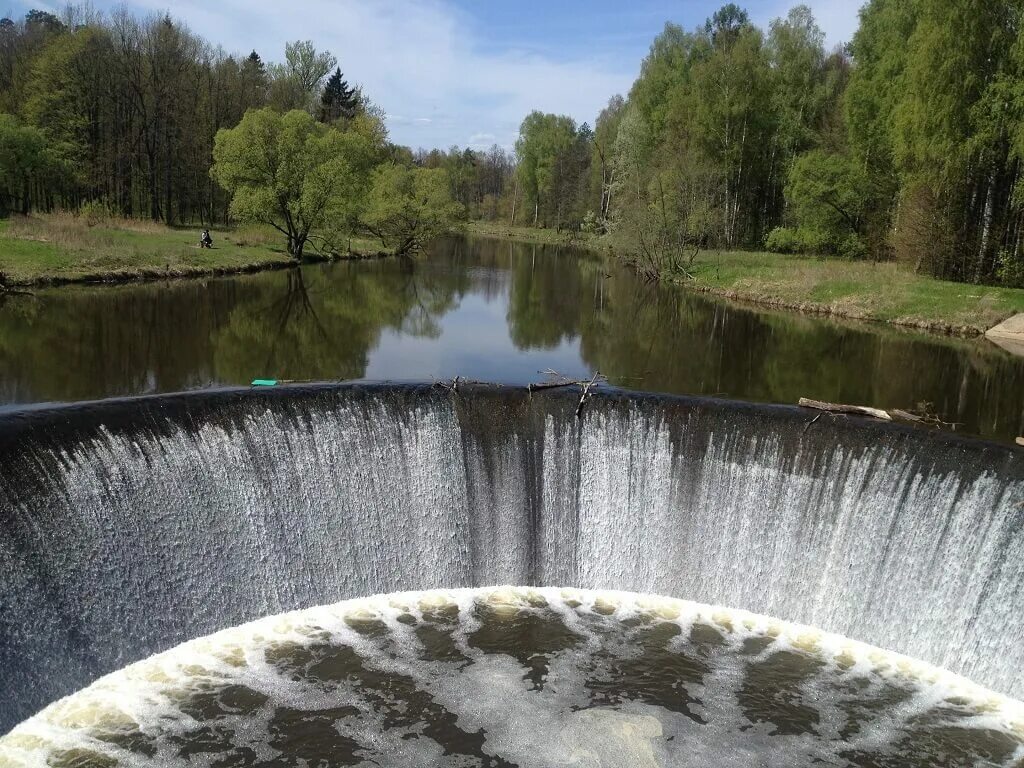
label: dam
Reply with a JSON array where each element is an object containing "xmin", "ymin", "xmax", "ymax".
[{"xmin": 1, "ymin": 383, "xmax": 1021, "ymax": 750}]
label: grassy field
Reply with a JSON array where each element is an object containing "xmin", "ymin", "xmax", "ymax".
[
  {"xmin": 684, "ymin": 250, "xmax": 1024, "ymax": 333},
  {"xmin": 467, "ymin": 221, "xmax": 1024, "ymax": 334},
  {"xmin": 466, "ymin": 222, "xmax": 592, "ymax": 248},
  {"xmin": 0, "ymin": 215, "xmax": 388, "ymax": 285}
]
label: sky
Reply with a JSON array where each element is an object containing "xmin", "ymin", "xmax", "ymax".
[{"xmin": 8, "ymin": 0, "xmax": 862, "ymax": 151}]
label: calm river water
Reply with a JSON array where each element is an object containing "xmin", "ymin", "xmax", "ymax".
[{"xmin": 1, "ymin": 236, "xmax": 1022, "ymax": 441}]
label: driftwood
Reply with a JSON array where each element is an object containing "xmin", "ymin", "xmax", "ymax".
[
  {"xmin": 527, "ymin": 381, "xmax": 577, "ymax": 392},
  {"xmin": 798, "ymin": 398, "xmax": 892, "ymax": 421},
  {"xmin": 801, "ymin": 413, "xmax": 823, "ymax": 435},
  {"xmin": 892, "ymin": 403, "xmax": 961, "ymax": 430},
  {"xmin": 575, "ymin": 372, "xmax": 604, "ymax": 418},
  {"xmin": 528, "ymin": 369, "xmax": 608, "ymax": 395},
  {"xmin": 434, "ymin": 376, "xmax": 472, "ymax": 396},
  {"xmin": 890, "ymin": 409, "xmax": 924, "ymax": 423}
]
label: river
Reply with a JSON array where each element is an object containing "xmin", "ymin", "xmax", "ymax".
[{"xmin": 1, "ymin": 235, "xmax": 1022, "ymax": 441}]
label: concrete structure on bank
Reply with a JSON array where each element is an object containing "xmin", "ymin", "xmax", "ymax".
[{"xmin": 987, "ymin": 312, "xmax": 1024, "ymax": 356}]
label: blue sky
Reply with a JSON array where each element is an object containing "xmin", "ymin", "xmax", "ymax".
[{"xmin": 8, "ymin": 1, "xmax": 861, "ymax": 150}]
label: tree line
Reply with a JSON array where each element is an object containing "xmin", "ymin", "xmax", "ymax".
[
  {"xmin": 0, "ymin": 7, "xmax": 463, "ymax": 257},
  {"xmin": 0, "ymin": 8, "xmax": 368, "ymax": 223},
  {"xmin": 5, "ymin": 3, "xmax": 1024, "ymax": 285},
  {"xmin": 497, "ymin": 1, "xmax": 1024, "ymax": 287}
]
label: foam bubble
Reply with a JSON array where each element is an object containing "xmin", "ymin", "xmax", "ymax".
[{"xmin": 2, "ymin": 587, "xmax": 1022, "ymax": 767}]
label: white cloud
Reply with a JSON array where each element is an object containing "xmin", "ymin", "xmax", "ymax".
[
  {"xmin": 119, "ymin": 0, "xmax": 633, "ymax": 151},
  {"xmin": 467, "ymin": 132, "xmax": 496, "ymax": 149},
  {"xmin": 757, "ymin": 0, "xmax": 862, "ymax": 50},
  {"xmin": 19, "ymin": 0, "xmax": 864, "ymax": 151}
]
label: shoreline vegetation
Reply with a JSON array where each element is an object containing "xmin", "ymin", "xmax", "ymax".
[
  {"xmin": 4, "ymin": 214, "xmax": 1023, "ymax": 340},
  {"xmin": 3, "ymin": 5, "xmax": 1024, "ymax": 342},
  {"xmin": 0, "ymin": 215, "xmax": 392, "ymax": 287},
  {"xmin": 466, "ymin": 223, "xmax": 1024, "ymax": 338}
]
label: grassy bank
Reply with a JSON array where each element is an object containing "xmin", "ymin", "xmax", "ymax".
[
  {"xmin": 466, "ymin": 222, "xmax": 1024, "ymax": 335},
  {"xmin": 0, "ymin": 215, "xmax": 389, "ymax": 286},
  {"xmin": 466, "ymin": 222, "xmax": 594, "ymax": 249}
]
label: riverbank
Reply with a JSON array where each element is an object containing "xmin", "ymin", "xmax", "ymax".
[
  {"xmin": 0, "ymin": 216, "xmax": 390, "ymax": 287},
  {"xmin": 466, "ymin": 222, "xmax": 1024, "ymax": 336}
]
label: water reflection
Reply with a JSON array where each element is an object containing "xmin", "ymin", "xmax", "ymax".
[{"xmin": 1, "ymin": 236, "xmax": 1022, "ymax": 441}]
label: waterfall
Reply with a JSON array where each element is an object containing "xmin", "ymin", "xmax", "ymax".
[{"xmin": 1, "ymin": 384, "xmax": 1021, "ymax": 732}]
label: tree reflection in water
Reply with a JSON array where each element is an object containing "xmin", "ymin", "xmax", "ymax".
[{"xmin": 0, "ymin": 236, "xmax": 1021, "ymax": 441}]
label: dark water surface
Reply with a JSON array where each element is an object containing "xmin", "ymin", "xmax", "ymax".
[{"xmin": 1, "ymin": 236, "xmax": 1022, "ymax": 440}]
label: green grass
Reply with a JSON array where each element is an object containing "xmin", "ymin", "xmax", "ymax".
[
  {"xmin": 0, "ymin": 215, "xmax": 389, "ymax": 285},
  {"xmin": 468, "ymin": 222, "xmax": 1024, "ymax": 333},
  {"xmin": 685, "ymin": 250, "xmax": 1024, "ymax": 332},
  {"xmin": 466, "ymin": 221, "xmax": 600, "ymax": 248}
]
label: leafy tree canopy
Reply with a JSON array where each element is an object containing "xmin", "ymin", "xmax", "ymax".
[
  {"xmin": 362, "ymin": 165, "xmax": 464, "ymax": 256},
  {"xmin": 211, "ymin": 108, "xmax": 385, "ymax": 260}
]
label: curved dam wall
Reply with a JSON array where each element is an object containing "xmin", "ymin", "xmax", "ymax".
[{"xmin": 0, "ymin": 384, "xmax": 1021, "ymax": 731}]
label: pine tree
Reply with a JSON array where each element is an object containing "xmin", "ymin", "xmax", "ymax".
[
  {"xmin": 319, "ymin": 67, "xmax": 358, "ymax": 123},
  {"xmin": 240, "ymin": 51, "xmax": 268, "ymax": 107}
]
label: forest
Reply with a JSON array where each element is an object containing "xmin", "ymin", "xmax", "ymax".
[
  {"xmin": 0, "ymin": 7, "xmax": 463, "ymax": 259},
  {"xmin": 2, "ymin": 2, "xmax": 1024, "ymax": 285},
  {"xmin": 504, "ymin": 0, "xmax": 1024, "ymax": 288}
]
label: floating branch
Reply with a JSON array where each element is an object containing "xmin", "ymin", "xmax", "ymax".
[
  {"xmin": 892, "ymin": 402, "xmax": 962, "ymax": 430},
  {"xmin": 432, "ymin": 376, "xmax": 462, "ymax": 395},
  {"xmin": 801, "ymin": 413, "xmax": 824, "ymax": 435},
  {"xmin": 527, "ymin": 381, "xmax": 578, "ymax": 392},
  {"xmin": 890, "ymin": 409, "xmax": 928, "ymax": 425},
  {"xmin": 575, "ymin": 372, "xmax": 605, "ymax": 419},
  {"xmin": 433, "ymin": 376, "xmax": 491, "ymax": 396},
  {"xmin": 798, "ymin": 398, "xmax": 892, "ymax": 421},
  {"xmin": 528, "ymin": 369, "xmax": 607, "ymax": 394}
]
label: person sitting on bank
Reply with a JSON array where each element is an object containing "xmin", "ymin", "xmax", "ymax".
[{"xmin": 200, "ymin": 229, "xmax": 213, "ymax": 248}]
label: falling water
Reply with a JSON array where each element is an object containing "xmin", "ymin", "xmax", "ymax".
[{"xmin": 0, "ymin": 384, "xmax": 1021, "ymax": 734}]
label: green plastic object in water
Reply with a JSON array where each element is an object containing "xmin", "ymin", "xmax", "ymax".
[{"xmin": 251, "ymin": 379, "xmax": 278, "ymax": 387}]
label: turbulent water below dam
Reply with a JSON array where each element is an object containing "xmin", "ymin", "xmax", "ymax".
[
  {"xmin": 2, "ymin": 588, "xmax": 1023, "ymax": 768},
  {"xmin": 0, "ymin": 383, "xmax": 1022, "ymax": 742}
]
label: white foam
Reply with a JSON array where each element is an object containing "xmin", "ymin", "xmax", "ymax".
[{"xmin": 2, "ymin": 587, "xmax": 1022, "ymax": 768}]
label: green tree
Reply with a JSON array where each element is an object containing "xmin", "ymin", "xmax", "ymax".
[
  {"xmin": 362, "ymin": 165, "xmax": 464, "ymax": 256},
  {"xmin": 0, "ymin": 113, "xmax": 66, "ymax": 214},
  {"xmin": 592, "ymin": 95, "xmax": 625, "ymax": 224},
  {"xmin": 268, "ymin": 40, "xmax": 336, "ymax": 113},
  {"xmin": 240, "ymin": 51, "xmax": 269, "ymax": 108},
  {"xmin": 319, "ymin": 67, "xmax": 359, "ymax": 123},
  {"xmin": 845, "ymin": 0, "xmax": 1023, "ymax": 281},
  {"xmin": 787, "ymin": 150, "xmax": 870, "ymax": 237},
  {"xmin": 211, "ymin": 108, "xmax": 382, "ymax": 260},
  {"xmin": 515, "ymin": 111, "xmax": 580, "ymax": 227}
]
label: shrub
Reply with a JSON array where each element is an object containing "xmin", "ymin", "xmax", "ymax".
[
  {"xmin": 764, "ymin": 227, "xmax": 800, "ymax": 253},
  {"xmin": 580, "ymin": 210, "xmax": 601, "ymax": 235},
  {"xmin": 78, "ymin": 199, "xmax": 117, "ymax": 227},
  {"xmin": 796, "ymin": 228, "xmax": 833, "ymax": 255},
  {"xmin": 838, "ymin": 234, "xmax": 869, "ymax": 260},
  {"xmin": 996, "ymin": 249, "xmax": 1024, "ymax": 288},
  {"xmin": 765, "ymin": 227, "xmax": 836, "ymax": 255}
]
